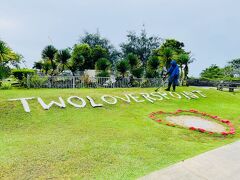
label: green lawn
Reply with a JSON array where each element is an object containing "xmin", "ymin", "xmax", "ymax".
[{"xmin": 0, "ymin": 87, "xmax": 239, "ymax": 179}]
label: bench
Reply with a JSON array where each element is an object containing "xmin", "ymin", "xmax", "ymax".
[{"xmin": 217, "ymin": 82, "xmax": 240, "ymax": 92}]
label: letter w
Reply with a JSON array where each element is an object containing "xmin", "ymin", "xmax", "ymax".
[{"xmin": 38, "ymin": 97, "xmax": 66, "ymax": 110}]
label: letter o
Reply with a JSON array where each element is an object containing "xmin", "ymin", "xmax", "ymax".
[
  {"xmin": 101, "ymin": 95, "xmax": 117, "ymax": 105},
  {"xmin": 67, "ymin": 96, "xmax": 86, "ymax": 108}
]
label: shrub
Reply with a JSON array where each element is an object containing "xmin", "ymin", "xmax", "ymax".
[
  {"xmin": 95, "ymin": 58, "xmax": 111, "ymax": 71},
  {"xmin": 145, "ymin": 69, "xmax": 159, "ymax": 78},
  {"xmin": 0, "ymin": 82, "xmax": 12, "ymax": 90},
  {"xmin": 116, "ymin": 60, "xmax": 130, "ymax": 77},
  {"xmin": 29, "ymin": 75, "xmax": 48, "ymax": 88},
  {"xmin": 12, "ymin": 69, "xmax": 35, "ymax": 80},
  {"xmin": 131, "ymin": 67, "xmax": 144, "ymax": 78},
  {"xmin": 97, "ymin": 71, "xmax": 110, "ymax": 77},
  {"xmin": 0, "ymin": 65, "xmax": 11, "ymax": 80}
]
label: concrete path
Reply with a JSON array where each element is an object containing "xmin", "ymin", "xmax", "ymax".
[{"xmin": 140, "ymin": 141, "xmax": 240, "ymax": 180}]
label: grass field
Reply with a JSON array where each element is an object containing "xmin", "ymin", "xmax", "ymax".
[{"xmin": 0, "ymin": 87, "xmax": 239, "ymax": 179}]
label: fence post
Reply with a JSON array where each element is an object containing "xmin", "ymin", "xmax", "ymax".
[
  {"xmin": 73, "ymin": 76, "xmax": 75, "ymax": 88},
  {"xmin": 27, "ymin": 74, "xmax": 30, "ymax": 89}
]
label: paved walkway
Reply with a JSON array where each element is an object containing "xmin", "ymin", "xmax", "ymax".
[{"xmin": 140, "ymin": 141, "xmax": 240, "ymax": 180}]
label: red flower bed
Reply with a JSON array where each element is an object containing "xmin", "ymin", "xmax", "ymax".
[{"xmin": 148, "ymin": 109, "xmax": 236, "ymax": 136}]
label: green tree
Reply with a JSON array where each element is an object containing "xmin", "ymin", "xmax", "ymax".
[
  {"xmin": 55, "ymin": 49, "xmax": 71, "ymax": 72},
  {"xmin": 154, "ymin": 39, "xmax": 186, "ymax": 69},
  {"xmin": 0, "ymin": 40, "xmax": 21, "ymax": 79},
  {"xmin": 222, "ymin": 65, "xmax": 234, "ymax": 78},
  {"xmin": 42, "ymin": 60, "xmax": 52, "ymax": 75},
  {"xmin": 41, "ymin": 45, "xmax": 58, "ymax": 74},
  {"xmin": 145, "ymin": 56, "xmax": 160, "ymax": 78},
  {"xmin": 33, "ymin": 61, "xmax": 44, "ymax": 71},
  {"xmin": 80, "ymin": 32, "xmax": 120, "ymax": 63},
  {"xmin": 120, "ymin": 28, "xmax": 161, "ymax": 68},
  {"xmin": 156, "ymin": 47, "xmax": 174, "ymax": 69},
  {"xmin": 73, "ymin": 44, "xmax": 92, "ymax": 70},
  {"xmin": 200, "ymin": 64, "xmax": 224, "ymax": 79},
  {"xmin": 126, "ymin": 53, "xmax": 143, "ymax": 78},
  {"xmin": 95, "ymin": 58, "xmax": 111, "ymax": 71},
  {"xmin": 228, "ymin": 58, "xmax": 240, "ymax": 77},
  {"xmin": 160, "ymin": 39, "xmax": 185, "ymax": 54},
  {"xmin": 116, "ymin": 60, "xmax": 130, "ymax": 78},
  {"xmin": 131, "ymin": 67, "xmax": 144, "ymax": 78},
  {"xmin": 70, "ymin": 44, "xmax": 86, "ymax": 73},
  {"xmin": 176, "ymin": 53, "xmax": 193, "ymax": 84},
  {"xmin": 91, "ymin": 45, "xmax": 109, "ymax": 66},
  {"xmin": 95, "ymin": 58, "xmax": 111, "ymax": 77}
]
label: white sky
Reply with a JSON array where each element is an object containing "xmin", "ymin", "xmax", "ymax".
[{"xmin": 1, "ymin": 0, "xmax": 240, "ymax": 76}]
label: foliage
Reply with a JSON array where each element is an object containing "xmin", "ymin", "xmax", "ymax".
[
  {"xmin": 228, "ymin": 58, "xmax": 240, "ymax": 77},
  {"xmin": 80, "ymin": 32, "xmax": 120, "ymax": 63},
  {"xmin": 176, "ymin": 53, "xmax": 192, "ymax": 84},
  {"xmin": 55, "ymin": 49, "xmax": 71, "ymax": 72},
  {"xmin": 131, "ymin": 67, "xmax": 144, "ymax": 78},
  {"xmin": 96, "ymin": 71, "xmax": 109, "ymax": 77},
  {"xmin": 69, "ymin": 44, "xmax": 86, "ymax": 74},
  {"xmin": 91, "ymin": 45, "xmax": 108, "ymax": 61},
  {"xmin": 42, "ymin": 60, "xmax": 52, "ymax": 75},
  {"xmin": 42, "ymin": 45, "xmax": 58, "ymax": 61},
  {"xmin": 33, "ymin": 61, "xmax": 44, "ymax": 70},
  {"xmin": 160, "ymin": 39, "xmax": 185, "ymax": 54},
  {"xmin": 127, "ymin": 53, "xmax": 140, "ymax": 68},
  {"xmin": 120, "ymin": 28, "xmax": 161, "ymax": 67},
  {"xmin": 145, "ymin": 69, "xmax": 159, "ymax": 78},
  {"xmin": 29, "ymin": 75, "xmax": 48, "ymax": 88},
  {"xmin": 222, "ymin": 65, "xmax": 234, "ymax": 78},
  {"xmin": 41, "ymin": 45, "xmax": 58, "ymax": 72},
  {"xmin": 145, "ymin": 56, "xmax": 160, "ymax": 78},
  {"xmin": 95, "ymin": 58, "xmax": 111, "ymax": 71},
  {"xmin": 154, "ymin": 39, "xmax": 186, "ymax": 69},
  {"xmin": 147, "ymin": 56, "xmax": 160, "ymax": 70},
  {"xmin": 0, "ymin": 65, "xmax": 11, "ymax": 80},
  {"xmin": 11, "ymin": 68, "xmax": 35, "ymax": 80},
  {"xmin": 0, "ymin": 40, "xmax": 21, "ymax": 64},
  {"xmin": 200, "ymin": 64, "xmax": 224, "ymax": 79},
  {"xmin": 116, "ymin": 59, "xmax": 130, "ymax": 77},
  {"xmin": 0, "ymin": 81, "xmax": 12, "ymax": 89},
  {"xmin": 126, "ymin": 53, "xmax": 143, "ymax": 78},
  {"xmin": 0, "ymin": 40, "xmax": 22, "ymax": 80},
  {"xmin": 95, "ymin": 58, "xmax": 111, "ymax": 77},
  {"xmin": 154, "ymin": 47, "xmax": 173, "ymax": 69}
]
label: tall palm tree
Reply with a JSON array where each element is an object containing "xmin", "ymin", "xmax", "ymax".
[
  {"xmin": 177, "ymin": 53, "xmax": 193, "ymax": 85},
  {"xmin": 0, "ymin": 40, "xmax": 20, "ymax": 64},
  {"xmin": 55, "ymin": 49, "xmax": 71, "ymax": 72},
  {"xmin": 158, "ymin": 47, "xmax": 174, "ymax": 69},
  {"xmin": 33, "ymin": 61, "xmax": 44, "ymax": 71},
  {"xmin": 41, "ymin": 45, "xmax": 57, "ymax": 74}
]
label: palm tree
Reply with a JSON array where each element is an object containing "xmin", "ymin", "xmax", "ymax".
[
  {"xmin": 41, "ymin": 45, "xmax": 57, "ymax": 74},
  {"xmin": 55, "ymin": 49, "xmax": 71, "ymax": 72},
  {"xmin": 0, "ymin": 40, "xmax": 21, "ymax": 79},
  {"xmin": 158, "ymin": 47, "xmax": 174, "ymax": 69},
  {"xmin": 177, "ymin": 53, "xmax": 193, "ymax": 85},
  {"xmin": 116, "ymin": 60, "xmax": 130, "ymax": 78},
  {"xmin": 33, "ymin": 61, "xmax": 44, "ymax": 71},
  {"xmin": 42, "ymin": 60, "xmax": 52, "ymax": 75},
  {"xmin": 0, "ymin": 40, "xmax": 20, "ymax": 64}
]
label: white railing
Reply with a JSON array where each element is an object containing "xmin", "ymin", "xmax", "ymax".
[{"xmin": 27, "ymin": 75, "xmax": 167, "ymax": 89}]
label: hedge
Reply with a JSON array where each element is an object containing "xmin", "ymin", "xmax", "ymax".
[{"xmin": 11, "ymin": 69, "xmax": 35, "ymax": 80}]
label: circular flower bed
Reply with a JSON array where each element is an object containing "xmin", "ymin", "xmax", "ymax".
[{"xmin": 148, "ymin": 109, "xmax": 235, "ymax": 136}]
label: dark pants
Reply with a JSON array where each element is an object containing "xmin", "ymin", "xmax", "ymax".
[
  {"xmin": 167, "ymin": 81, "xmax": 176, "ymax": 91},
  {"xmin": 166, "ymin": 76, "xmax": 178, "ymax": 91}
]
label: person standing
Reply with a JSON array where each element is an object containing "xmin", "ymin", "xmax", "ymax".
[{"xmin": 165, "ymin": 60, "xmax": 179, "ymax": 91}]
